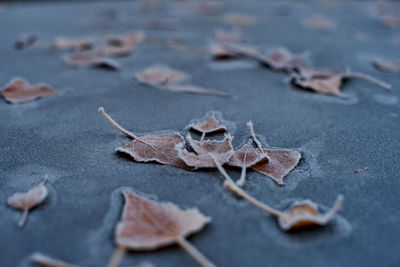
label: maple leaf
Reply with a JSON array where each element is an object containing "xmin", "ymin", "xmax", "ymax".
[
  {"xmin": 7, "ymin": 179, "xmax": 48, "ymax": 228},
  {"xmin": 178, "ymin": 134, "xmax": 234, "ymax": 168},
  {"xmin": 53, "ymin": 37, "xmax": 94, "ymax": 50},
  {"xmin": 228, "ymin": 140, "xmax": 270, "ymax": 186},
  {"xmin": 136, "ymin": 66, "xmax": 228, "ymax": 97},
  {"xmin": 31, "ymin": 252, "xmax": 78, "ymax": 267},
  {"xmin": 188, "ymin": 113, "xmax": 227, "ymax": 141},
  {"xmin": 99, "ymin": 107, "xmax": 190, "ymax": 169},
  {"xmin": 62, "ymin": 51, "xmax": 120, "ymax": 70},
  {"xmin": 108, "ymin": 190, "xmax": 215, "ymax": 267},
  {"xmin": 373, "ymin": 58, "xmax": 400, "ymax": 72},
  {"xmin": 15, "ymin": 33, "xmax": 38, "ymax": 50},
  {"xmin": 247, "ymin": 121, "xmax": 301, "ymax": 185},
  {"xmin": 211, "ymin": 154, "xmax": 343, "ymax": 231},
  {"xmin": 302, "ymin": 14, "xmax": 336, "ymax": 31},
  {"xmin": 291, "ymin": 65, "xmax": 391, "ymax": 97},
  {"xmin": 2, "ymin": 78, "xmax": 56, "ymax": 104},
  {"xmin": 101, "ymin": 31, "xmax": 144, "ymax": 57}
]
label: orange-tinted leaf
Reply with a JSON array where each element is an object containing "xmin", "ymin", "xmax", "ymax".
[
  {"xmin": 53, "ymin": 37, "xmax": 94, "ymax": 50},
  {"xmin": 302, "ymin": 14, "xmax": 336, "ymax": 31},
  {"xmin": 62, "ymin": 51, "xmax": 120, "ymax": 70},
  {"xmin": 373, "ymin": 58, "xmax": 400, "ymax": 72},
  {"xmin": 116, "ymin": 190, "xmax": 211, "ymax": 250},
  {"xmin": 278, "ymin": 195, "xmax": 343, "ymax": 231},
  {"xmin": 31, "ymin": 252, "xmax": 77, "ymax": 267},
  {"xmin": 7, "ymin": 179, "xmax": 48, "ymax": 227},
  {"xmin": 136, "ymin": 66, "xmax": 228, "ymax": 96},
  {"xmin": 292, "ymin": 73, "xmax": 345, "ymax": 97},
  {"xmin": 178, "ymin": 134, "xmax": 234, "ymax": 168},
  {"xmin": 188, "ymin": 113, "xmax": 226, "ymax": 140},
  {"xmin": 2, "ymin": 78, "xmax": 56, "ymax": 104}
]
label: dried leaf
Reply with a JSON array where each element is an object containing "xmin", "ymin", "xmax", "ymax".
[
  {"xmin": 108, "ymin": 190, "xmax": 214, "ymax": 267},
  {"xmin": 302, "ymin": 14, "xmax": 336, "ymax": 31},
  {"xmin": 53, "ymin": 37, "xmax": 94, "ymax": 51},
  {"xmin": 136, "ymin": 66, "xmax": 228, "ymax": 97},
  {"xmin": 15, "ymin": 33, "xmax": 38, "ymax": 50},
  {"xmin": 101, "ymin": 31, "xmax": 144, "ymax": 57},
  {"xmin": 222, "ymin": 13, "xmax": 257, "ymax": 26},
  {"xmin": 99, "ymin": 107, "xmax": 190, "ymax": 170},
  {"xmin": 212, "ymin": 155, "xmax": 343, "ymax": 231},
  {"xmin": 31, "ymin": 252, "xmax": 78, "ymax": 267},
  {"xmin": 228, "ymin": 141, "xmax": 270, "ymax": 186},
  {"xmin": 246, "ymin": 121, "xmax": 301, "ymax": 185},
  {"xmin": 373, "ymin": 58, "xmax": 400, "ymax": 72},
  {"xmin": 209, "ymin": 43, "xmax": 240, "ymax": 60},
  {"xmin": 178, "ymin": 134, "xmax": 234, "ymax": 168},
  {"xmin": 188, "ymin": 113, "xmax": 226, "ymax": 141},
  {"xmin": 278, "ymin": 195, "xmax": 344, "ymax": 231},
  {"xmin": 7, "ymin": 179, "xmax": 48, "ymax": 227},
  {"xmin": 355, "ymin": 167, "xmax": 368, "ymax": 173},
  {"xmin": 62, "ymin": 51, "xmax": 120, "ymax": 70},
  {"xmin": 2, "ymin": 78, "xmax": 56, "ymax": 104}
]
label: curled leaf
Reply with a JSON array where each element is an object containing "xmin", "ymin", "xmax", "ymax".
[
  {"xmin": 2, "ymin": 78, "xmax": 56, "ymax": 104},
  {"xmin": 278, "ymin": 195, "xmax": 344, "ymax": 231},
  {"xmin": 136, "ymin": 66, "xmax": 228, "ymax": 97},
  {"xmin": 188, "ymin": 113, "xmax": 226, "ymax": 141},
  {"xmin": 178, "ymin": 134, "xmax": 234, "ymax": 168},
  {"xmin": 99, "ymin": 107, "xmax": 190, "ymax": 169},
  {"xmin": 7, "ymin": 179, "xmax": 48, "ymax": 228},
  {"xmin": 228, "ymin": 140, "xmax": 270, "ymax": 186},
  {"xmin": 373, "ymin": 58, "xmax": 400, "ymax": 72},
  {"xmin": 108, "ymin": 190, "xmax": 214, "ymax": 267},
  {"xmin": 62, "ymin": 51, "xmax": 120, "ymax": 70},
  {"xmin": 53, "ymin": 37, "xmax": 94, "ymax": 50},
  {"xmin": 31, "ymin": 252, "xmax": 78, "ymax": 267}
]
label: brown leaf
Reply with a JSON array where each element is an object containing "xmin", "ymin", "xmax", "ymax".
[
  {"xmin": 7, "ymin": 179, "xmax": 48, "ymax": 227},
  {"xmin": 188, "ymin": 113, "xmax": 226, "ymax": 141},
  {"xmin": 53, "ymin": 37, "xmax": 94, "ymax": 51},
  {"xmin": 228, "ymin": 140, "xmax": 270, "ymax": 186},
  {"xmin": 178, "ymin": 134, "xmax": 234, "ymax": 168},
  {"xmin": 247, "ymin": 121, "xmax": 301, "ymax": 185},
  {"xmin": 292, "ymin": 73, "xmax": 345, "ymax": 97},
  {"xmin": 15, "ymin": 33, "xmax": 38, "ymax": 50},
  {"xmin": 99, "ymin": 107, "xmax": 190, "ymax": 170},
  {"xmin": 278, "ymin": 195, "xmax": 344, "ymax": 231},
  {"xmin": 2, "ymin": 78, "xmax": 56, "ymax": 104},
  {"xmin": 108, "ymin": 190, "xmax": 214, "ymax": 267},
  {"xmin": 31, "ymin": 252, "xmax": 78, "ymax": 267},
  {"xmin": 373, "ymin": 58, "xmax": 400, "ymax": 72},
  {"xmin": 209, "ymin": 43, "xmax": 241, "ymax": 60},
  {"xmin": 222, "ymin": 13, "xmax": 257, "ymax": 26},
  {"xmin": 101, "ymin": 31, "xmax": 144, "ymax": 57},
  {"xmin": 136, "ymin": 66, "xmax": 228, "ymax": 97},
  {"xmin": 302, "ymin": 14, "xmax": 336, "ymax": 31},
  {"xmin": 62, "ymin": 51, "xmax": 120, "ymax": 70}
]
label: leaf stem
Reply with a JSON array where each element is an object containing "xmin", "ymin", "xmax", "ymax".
[
  {"xmin": 107, "ymin": 245, "xmax": 127, "ymax": 267},
  {"xmin": 18, "ymin": 209, "xmax": 29, "ymax": 228},
  {"xmin": 200, "ymin": 132, "xmax": 206, "ymax": 142},
  {"xmin": 209, "ymin": 154, "xmax": 282, "ymax": 217},
  {"xmin": 346, "ymin": 72, "xmax": 391, "ymax": 91},
  {"xmin": 236, "ymin": 165, "xmax": 247, "ymax": 187},
  {"xmin": 246, "ymin": 121, "xmax": 263, "ymax": 152},
  {"xmin": 98, "ymin": 107, "xmax": 139, "ymax": 139},
  {"xmin": 176, "ymin": 237, "xmax": 216, "ymax": 267}
]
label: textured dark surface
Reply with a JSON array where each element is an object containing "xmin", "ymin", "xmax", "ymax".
[{"xmin": 1, "ymin": 1, "xmax": 400, "ymax": 267}]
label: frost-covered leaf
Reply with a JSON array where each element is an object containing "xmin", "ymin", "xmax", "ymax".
[
  {"xmin": 101, "ymin": 31, "xmax": 144, "ymax": 57},
  {"xmin": 302, "ymin": 14, "xmax": 336, "ymax": 31},
  {"xmin": 2, "ymin": 78, "xmax": 56, "ymax": 104},
  {"xmin": 136, "ymin": 66, "xmax": 228, "ymax": 96},
  {"xmin": 228, "ymin": 140, "xmax": 269, "ymax": 186},
  {"xmin": 62, "ymin": 51, "xmax": 120, "ymax": 70},
  {"xmin": 278, "ymin": 195, "xmax": 344, "ymax": 231},
  {"xmin": 31, "ymin": 252, "xmax": 78, "ymax": 267},
  {"xmin": 373, "ymin": 58, "xmax": 400, "ymax": 72},
  {"xmin": 108, "ymin": 190, "xmax": 215, "ymax": 267},
  {"xmin": 188, "ymin": 113, "xmax": 226, "ymax": 141},
  {"xmin": 178, "ymin": 134, "xmax": 234, "ymax": 168},
  {"xmin": 99, "ymin": 107, "xmax": 190, "ymax": 170},
  {"xmin": 53, "ymin": 37, "xmax": 94, "ymax": 50},
  {"xmin": 222, "ymin": 13, "xmax": 257, "ymax": 26},
  {"xmin": 7, "ymin": 179, "xmax": 48, "ymax": 227}
]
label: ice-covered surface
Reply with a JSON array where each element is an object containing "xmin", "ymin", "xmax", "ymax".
[{"xmin": 0, "ymin": 0, "xmax": 399, "ymax": 266}]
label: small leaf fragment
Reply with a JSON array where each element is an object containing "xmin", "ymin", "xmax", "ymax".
[
  {"xmin": 278, "ymin": 195, "xmax": 344, "ymax": 231},
  {"xmin": 2, "ymin": 78, "xmax": 56, "ymax": 104},
  {"xmin": 62, "ymin": 51, "xmax": 120, "ymax": 70},
  {"xmin": 373, "ymin": 58, "xmax": 400, "ymax": 72},
  {"xmin": 15, "ymin": 33, "xmax": 38, "ymax": 50},
  {"xmin": 7, "ymin": 179, "xmax": 48, "ymax": 227},
  {"xmin": 31, "ymin": 252, "xmax": 78, "ymax": 267},
  {"xmin": 188, "ymin": 113, "xmax": 226, "ymax": 141},
  {"xmin": 355, "ymin": 167, "xmax": 368, "ymax": 173},
  {"xmin": 53, "ymin": 37, "xmax": 94, "ymax": 51},
  {"xmin": 101, "ymin": 31, "xmax": 144, "ymax": 57},
  {"xmin": 222, "ymin": 13, "xmax": 257, "ymax": 26}
]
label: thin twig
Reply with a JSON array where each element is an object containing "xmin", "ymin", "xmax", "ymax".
[
  {"xmin": 176, "ymin": 237, "xmax": 216, "ymax": 267},
  {"xmin": 17, "ymin": 209, "xmax": 28, "ymax": 228},
  {"xmin": 355, "ymin": 167, "xmax": 369, "ymax": 173},
  {"xmin": 235, "ymin": 165, "xmax": 247, "ymax": 187},
  {"xmin": 346, "ymin": 72, "xmax": 392, "ymax": 91},
  {"xmin": 107, "ymin": 245, "xmax": 127, "ymax": 267},
  {"xmin": 98, "ymin": 107, "xmax": 139, "ymax": 139}
]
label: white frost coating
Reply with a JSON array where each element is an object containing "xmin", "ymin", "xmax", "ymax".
[
  {"xmin": 185, "ymin": 110, "xmax": 236, "ymax": 136},
  {"xmin": 373, "ymin": 94, "xmax": 398, "ymax": 106}
]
